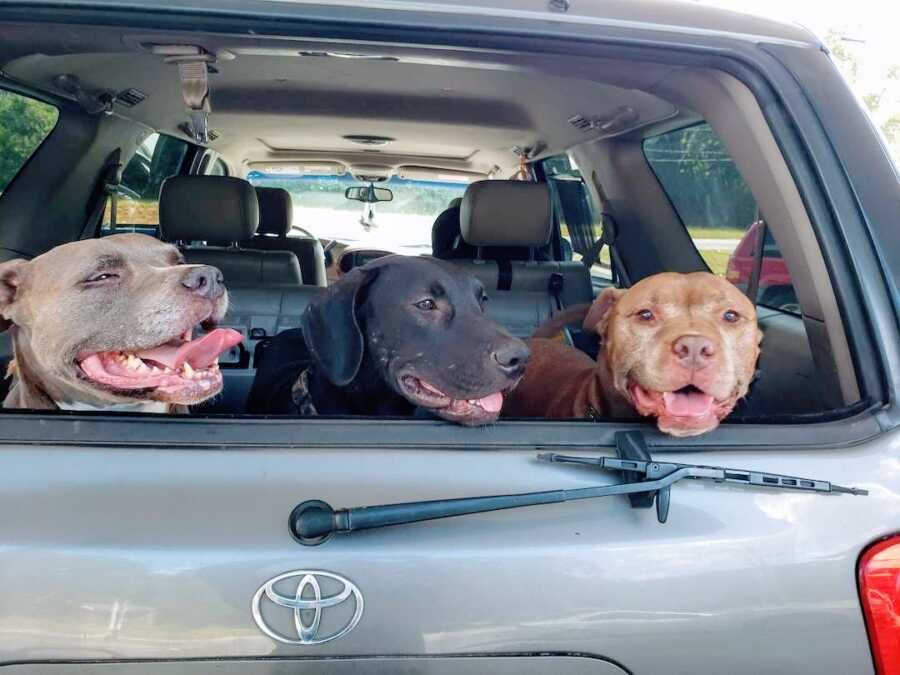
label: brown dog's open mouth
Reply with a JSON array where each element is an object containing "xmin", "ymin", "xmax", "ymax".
[
  {"xmin": 76, "ymin": 328, "xmax": 243, "ymax": 403},
  {"xmin": 398, "ymin": 374, "xmax": 507, "ymax": 426},
  {"xmin": 629, "ymin": 383, "xmax": 734, "ymax": 436}
]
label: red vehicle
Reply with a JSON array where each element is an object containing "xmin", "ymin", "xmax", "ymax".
[{"xmin": 725, "ymin": 220, "xmax": 799, "ymax": 312}]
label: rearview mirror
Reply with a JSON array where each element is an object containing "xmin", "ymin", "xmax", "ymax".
[{"xmin": 345, "ymin": 185, "xmax": 393, "ymax": 203}]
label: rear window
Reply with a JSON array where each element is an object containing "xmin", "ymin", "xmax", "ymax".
[
  {"xmin": 0, "ymin": 89, "xmax": 58, "ymax": 194},
  {"xmin": 643, "ymin": 123, "xmax": 800, "ymax": 313},
  {"xmin": 103, "ymin": 132, "xmax": 190, "ymax": 230}
]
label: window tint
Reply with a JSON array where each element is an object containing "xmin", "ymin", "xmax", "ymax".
[
  {"xmin": 209, "ymin": 158, "xmax": 228, "ymax": 176},
  {"xmin": 643, "ymin": 123, "xmax": 799, "ymax": 313},
  {"xmin": 103, "ymin": 133, "xmax": 189, "ymax": 229},
  {"xmin": 0, "ymin": 89, "xmax": 58, "ymax": 194},
  {"xmin": 543, "ymin": 154, "xmax": 612, "ymax": 279}
]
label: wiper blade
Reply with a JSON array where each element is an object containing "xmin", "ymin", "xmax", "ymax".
[
  {"xmin": 289, "ymin": 442, "xmax": 866, "ymax": 545},
  {"xmin": 540, "ymin": 453, "xmax": 868, "ymax": 496}
]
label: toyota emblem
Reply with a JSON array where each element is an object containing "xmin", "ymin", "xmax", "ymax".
[{"xmin": 251, "ymin": 570, "xmax": 364, "ymax": 645}]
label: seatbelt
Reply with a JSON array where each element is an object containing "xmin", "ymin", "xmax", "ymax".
[
  {"xmin": 548, "ymin": 272, "xmax": 564, "ymax": 312},
  {"xmin": 154, "ymin": 45, "xmax": 213, "ymax": 144},
  {"xmin": 80, "ymin": 148, "xmax": 122, "ymax": 239},
  {"xmin": 589, "ymin": 171, "xmax": 630, "ymax": 287}
]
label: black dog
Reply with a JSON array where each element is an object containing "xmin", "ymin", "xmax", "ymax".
[{"xmin": 247, "ymin": 255, "xmax": 529, "ymax": 425}]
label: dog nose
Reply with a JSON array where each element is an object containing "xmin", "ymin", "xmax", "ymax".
[
  {"xmin": 492, "ymin": 340, "xmax": 530, "ymax": 377},
  {"xmin": 672, "ymin": 335, "xmax": 716, "ymax": 369},
  {"xmin": 181, "ymin": 266, "xmax": 224, "ymax": 299}
]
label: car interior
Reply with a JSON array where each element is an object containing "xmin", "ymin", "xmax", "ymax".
[{"xmin": 0, "ymin": 20, "xmax": 867, "ymax": 423}]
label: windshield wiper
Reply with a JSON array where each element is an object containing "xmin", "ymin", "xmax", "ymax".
[{"xmin": 289, "ymin": 435, "xmax": 867, "ymax": 545}]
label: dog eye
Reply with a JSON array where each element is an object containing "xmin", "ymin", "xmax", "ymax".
[
  {"xmin": 723, "ymin": 310, "xmax": 740, "ymax": 323},
  {"xmin": 415, "ymin": 298, "xmax": 437, "ymax": 311},
  {"xmin": 636, "ymin": 309, "xmax": 655, "ymax": 322},
  {"xmin": 84, "ymin": 272, "xmax": 119, "ymax": 283}
]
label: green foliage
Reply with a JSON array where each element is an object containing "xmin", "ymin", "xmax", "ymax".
[
  {"xmin": 643, "ymin": 123, "xmax": 757, "ymax": 231},
  {"xmin": 0, "ymin": 90, "xmax": 58, "ymax": 192}
]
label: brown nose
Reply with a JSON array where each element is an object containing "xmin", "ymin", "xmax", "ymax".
[
  {"xmin": 672, "ymin": 335, "xmax": 716, "ymax": 369},
  {"xmin": 181, "ymin": 265, "xmax": 224, "ymax": 299}
]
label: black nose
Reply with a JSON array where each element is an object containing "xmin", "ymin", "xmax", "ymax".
[
  {"xmin": 181, "ymin": 265, "xmax": 224, "ymax": 299},
  {"xmin": 491, "ymin": 340, "xmax": 530, "ymax": 377}
]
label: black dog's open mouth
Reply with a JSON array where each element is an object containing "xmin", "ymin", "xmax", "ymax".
[
  {"xmin": 398, "ymin": 374, "xmax": 508, "ymax": 426},
  {"xmin": 75, "ymin": 327, "xmax": 242, "ymax": 403}
]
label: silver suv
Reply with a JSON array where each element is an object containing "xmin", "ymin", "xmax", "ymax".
[{"xmin": 0, "ymin": 1, "xmax": 898, "ymax": 673}]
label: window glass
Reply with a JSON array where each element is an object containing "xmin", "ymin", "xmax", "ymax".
[
  {"xmin": 0, "ymin": 89, "xmax": 58, "ymax": 194},
  {"xmin": 209, "ymin": 158, "xmax": 228, "ymax": 176},
  {"xmin": 103, "ymin": 133, "xmax": 189, "ymax": 229},
  {"xmin": 246, "ymin": 172, "xmax": 469, "ymax": 256},
  {"xmin": 543, "ymin": 154, "xmax": 612, "ymax": 279},
  {"xmin": 643, "ymin": 123, "xmax": 799, "ymax": 313}
]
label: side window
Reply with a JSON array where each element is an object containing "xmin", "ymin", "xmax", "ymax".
[
  {"xmin": 643, "ymin": 123, "xmax": 800, "ymax": 313},
  {"xmin": 542, "ymin": 154, "xmax": 612, "ymax": 280},
  {"xmin": 208, "ymin": 158, "xmax": 228, "ymax": 176},
  {"xmin": 0, "ymin": 89, "xmax": 58, "ymax": 195},
  {"xmin": 103, "ymin": 133, "xmax": 189, "ymax": 230}
]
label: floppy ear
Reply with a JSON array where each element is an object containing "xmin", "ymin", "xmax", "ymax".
[
  {"xmin": 0, "ymin": 259, "xmax": 27, "ymax": 333},
  {"xmin": 583, "ymin": 287, "xmax": 626, "ymax": 335},
  {"xmin": 300, "ymin": 266, "xmax": 380, "ymax": 386}
]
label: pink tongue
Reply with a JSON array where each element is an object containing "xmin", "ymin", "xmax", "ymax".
[
  {"xmin": 471, "ymin": 391, "xmax": 504, "ymax": 414},
  {"xmin": 135, "ymin": 328, "xmax": 243, "ymax": 370},
  {"xmin": 662, "ymin": 389, "xmax": 714, "ymax": 417}
]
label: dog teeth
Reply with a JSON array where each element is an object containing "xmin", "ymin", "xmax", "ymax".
[{"xmin": 182, "ymin": 362, "xmax": 195, "ymax": 378}]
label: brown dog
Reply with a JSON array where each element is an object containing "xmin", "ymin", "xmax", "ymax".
[
  {"xmin": 504, "ymin": 272, "xmax": 762, "ymax": 436},
  {"xmin": 0, "ymin": 233, "xmax": 242, "ymax": 412}
]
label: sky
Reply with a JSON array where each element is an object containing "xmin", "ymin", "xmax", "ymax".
[{"xmin": 696, "ymin": 0, "xmax": 899, "ymax": 159}]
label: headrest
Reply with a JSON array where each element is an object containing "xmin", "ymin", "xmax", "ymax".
[
  {"xmin": 160, "ymin": 176, "xmax": 259, "ymax": 243},
  {"xmin": 447, "ymin": 197, "xmax": 462, "ymax": 210},
  {"xmin": 460, "ymin": 180, "xmax": 551, "ymax": 247},
  {"xmin": 255, "ymin": 187, "xmax": 293, "ymax": 237}
]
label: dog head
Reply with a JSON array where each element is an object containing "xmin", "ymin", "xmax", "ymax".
[
  {"xmin": 0, "ymin": 233, "xmax": 242, "ymax": 408},
  {"xmin": 584, "ymin": 272, "xmax": 762, "ymax": 436},
  {"xmin": 301, "ymin": 255, "xmax": 529, "ymax": 425}
]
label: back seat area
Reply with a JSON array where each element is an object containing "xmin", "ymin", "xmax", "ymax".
[
  {"xmin": 446, "ymin": 180, "xmax": 593, "ymax": 336},
  {"xmin": 184, "ymin": 178, "xmax": 595, "ymax": 412},
  {"xmin": 159, "ymin": 176, "xmax": 304, "ymax": 286},
  {"xmin": 244, "ymin": 187, "xmax": 328, "ymax": 287}
]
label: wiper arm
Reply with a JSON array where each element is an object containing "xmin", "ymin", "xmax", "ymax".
[{"xmin": 289, "ymin": 442, "xmax": 866, "ymax": 545}]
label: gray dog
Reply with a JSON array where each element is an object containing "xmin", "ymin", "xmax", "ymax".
[{"xmin": 0, "ymin": 233, "xmax": 242, "ymax": 412}]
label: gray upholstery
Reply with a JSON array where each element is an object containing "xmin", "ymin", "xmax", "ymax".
[
  {"xmin": 244, "ymin": 187, "xmax": 327, "ymax": 287},
  {"xmin": 181, "ymin": 248, "xmax": 303, "ymax": 286},
  {"xmin": 159, "ymin": 176, "xmax": 303, "ymax": 287},
  {"xmin": 461, "ymin": 180, "xmax": 552, "ymax": 247},
  {"xmin": 160, "ymin": 176, "xmax": 259, "ymax": 244},
  {"xmin": 444, "ymin": 179, "xmax": 592, "ymax": 337},
  {"xmin": 447, "ymin": 196, "xmax": 463, "ymax": 209},
  {"xmin": 255, "ymin": 187, "xmax": 293, "ymax": 236}
]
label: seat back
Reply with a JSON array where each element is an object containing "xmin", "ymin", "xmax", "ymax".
[
  {"xmin": 447, "ymin": 180, "xmax": 593, "ymax": 336},
  {"xmin": 159, "ymin": 176, "xmax": 303, "ymax": 286},
  {"xmin": 243, "ymin": 187, "xmax": 328, "ymax": 287}
]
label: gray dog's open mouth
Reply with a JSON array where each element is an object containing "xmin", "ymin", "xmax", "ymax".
[
  {"xmin": 398, "ymin": 374, "xmax": 509, "ymax": 426},
  {"xmin": 75, "ymin": 328, "xmax": 243, "ymax": 403}
]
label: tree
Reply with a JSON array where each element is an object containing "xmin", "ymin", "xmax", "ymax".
[
  {"xmin": 825, "ymin": 30, "xmax": 900, "ymax": 162},
  {"xmin": 0, "ymin": 90, "xmax": 58, "ymax": 192}
]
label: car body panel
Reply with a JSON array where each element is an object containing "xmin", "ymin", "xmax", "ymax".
[{"xmin": 1, "ymin": 436, "xmax": 897, "ymax": 672}]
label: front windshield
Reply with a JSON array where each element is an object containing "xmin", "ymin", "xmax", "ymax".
[{"xmin": 247, "ymin": 172, "xmax": 469, "ymax": 255}]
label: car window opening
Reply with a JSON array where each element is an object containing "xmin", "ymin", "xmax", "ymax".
[{"xmin": 0, "ymin": 25, "xmax": 867, "ymax": 441}]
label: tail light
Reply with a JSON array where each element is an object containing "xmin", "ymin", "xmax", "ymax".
[{"xmin": 859, "ymin": 536, "xmax": 900, "ymax": 674}]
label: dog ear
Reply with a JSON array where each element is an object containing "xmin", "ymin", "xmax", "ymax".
[
  {"xmin": 0, "ymin": 259, "xmax": 28, "ymax": 333},
  {"xmin": 583, "ymin": 287, "xmax": 626, "ymax": 335},
  {"xmin": 300, "ymin": 266, "xmax": 380, "ymax": 386}
]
